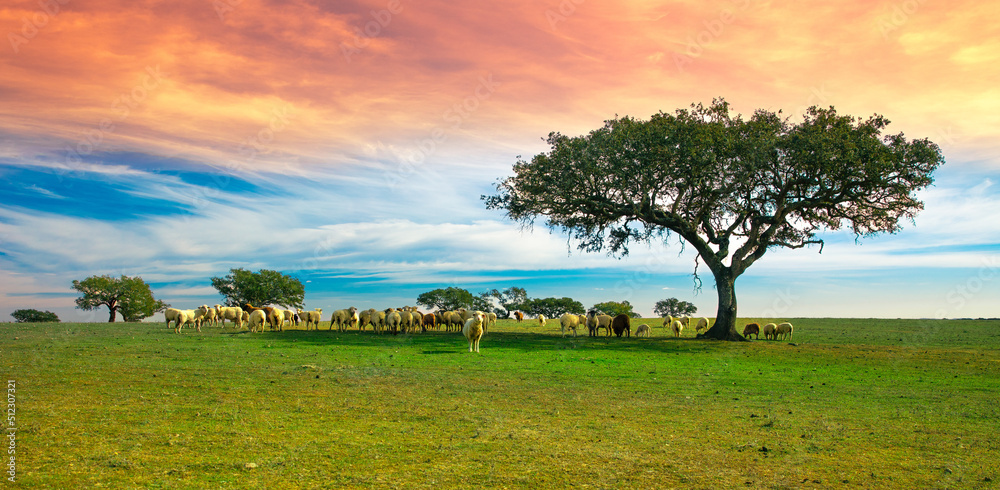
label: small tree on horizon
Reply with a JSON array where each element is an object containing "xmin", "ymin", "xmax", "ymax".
[
  {"xmin": 591, "ymin": 300, "xmax": 639, "ymax": 318},
  {"xmin": 11, "ymin": 309, "xmax": 60, "ymax": 323},
  {"xmin": 210, "ymin": 268, "xmax": 304, "ymax": 310},
  {"xmin": 72, "ymin": 275, "xmax": 168, "ymax": 322},
  {"xmin": 654, "ymin": 298, "xmax": 698, "ymax": 318}
]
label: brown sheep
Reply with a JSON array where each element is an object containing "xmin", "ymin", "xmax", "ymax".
[
  {"xmin": 423, "ymin": 313, "xmax": 437, "ymax": 331},
  {"xmin": 514, "ymin": 311, "xmax": 524, "ymax": 322},
  {"xmin": 742, "ymin": 323, "xmax": 761, "ymax": 340},
  {"xmin": 611, "ymin": 314, "xmax": 631, "ymax": 337}
]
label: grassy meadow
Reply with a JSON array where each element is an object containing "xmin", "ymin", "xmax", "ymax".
[{"xmin": 4, "ymin": 317, "xmax": 999, "ymax": 488}]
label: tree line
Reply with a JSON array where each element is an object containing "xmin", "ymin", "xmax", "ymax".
[{"xmin": 53, "ymin": 269, "xmax": 698, "ymax": 324}]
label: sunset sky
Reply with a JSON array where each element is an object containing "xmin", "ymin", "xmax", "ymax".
[{"xmin": 2, "ymin": 0, "xmax": 999, "ymax": 321}]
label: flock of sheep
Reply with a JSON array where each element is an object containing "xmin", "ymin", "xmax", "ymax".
[{"xmin": 163, "ymin": 304, "xmax": 794, "ymax": 350}]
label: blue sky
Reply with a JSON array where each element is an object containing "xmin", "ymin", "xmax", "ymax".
[{"xmin": 2, "ymin": 0, "xmax": 999, "ymax": 322}]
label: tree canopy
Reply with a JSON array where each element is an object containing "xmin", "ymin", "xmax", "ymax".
[
  {"xmin": 72, "ymin": 275, "xmax": 168, "ymax": 322},
  {"xmin": 591, "ymin": 300, "xmax": 639, "ymax": 318},
  {"xmin": 483, "ymin": 287, "xmax": 528, "ymax": 318},
  {"xmin": 11, "ymin": 309, "xmax": 60, "ymax": 323},
  {"xmin": 416, "ymin": 287, "xmax": 479, "ymax": 312},
  {"xmin": 654, "ymin": 298, "xmax": 698, "ymax": 318},
  {"xmin": 485, "ymin": 99, "xmax": 944, "ymax": 340},
  {"xmin": 521, "ymin": 297, "xmax": 585, "ymax": 319},
  {"xmin": 210, "ymin": 268, "xmax": 304, "ymax": 309}
]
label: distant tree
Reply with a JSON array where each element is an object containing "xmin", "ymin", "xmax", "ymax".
[
  {"xmin": 522, "ymin": 297, "xmax": 585, "ymax": 319},
  {"xmin": 483, "ymin": 287, "xmax": 528, "ymax": 318},
  {"xmin": 210, "ymin": 268, "xmax": 304, "ymax": 310},
  {"xmin": 72, "ymin": 275, "xmax": 168, "ymax": 322},
  {"xmin": 654, "ymin": 298, "xmax": 698, "ymax": 318},
  {"xmin": 485, "ymin": 99, "xmax": 944, "ymax": 340},
  {"xmin": 592, "ymin": 300, "xmax": 639, "ymax": 318},
  {"xmin": 10, "ymin": 309, "xmax": 60, "ymax": 323},
  {"xmin": 416, "ymin": 287, "xmax": 477, "ymax": 311}
]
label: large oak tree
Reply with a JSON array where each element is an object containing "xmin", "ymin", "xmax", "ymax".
[
  {"xmin": 72, "ymin": 274, "xmax": 169, "ymax": 322},
  {"xmin": 210, "ymin": 268, "xmax": 305, "ymax": 310},
  {"xmin": 484, "ymin": 100, "xmax": 943, "ymax": 340}
]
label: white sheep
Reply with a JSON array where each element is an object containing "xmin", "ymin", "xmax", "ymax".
[
  {"xmin": 635, "ymin": 324, "xmax": 651, "ymax": 337},
  {"xmin": 248, "ymin": 309, "xmax": 267, "ymax": 333},
  {"xmin": 695, "ymin": 317, "xmax": 710, "ymax": 333},
  {"xmin": 596, "ymin": 314, "xmax": 613, "ymax": 336},
  {"xmin": 297, "ymin": 308, "xmax": 323, "ymax": 330},
  {"xmin": 762, "ymin": 323, "xmax": 777, "ymax": 340},
  {"xmin": 267, "ymin": 308, "xmax": 285, "ymax": 331},
  {"xmin": 775, "ymin": 322, "xmax": 794, "ymax": 341},
  {"xmin": 283, "ymin": 309, "xmax": 297, "ymax": 327},
  {"xmin": 330, "ymin": 307, "xmax": 359, "ymax": 331},
  {"xmin": 670, "ymin": 319, "xmax": 684, "ymax": 337},
  {"xmin": 486, "ymin": 312, "xmax": 497, "ymax": 333},
  {"xmin": 199, "ymin": 306, "xmax": 218, "ymax": 327},
  {"xmin": 165, "ymin": 307, "xmax": 196, "ymax": 333},
  {"xmin": 559, "ymin": 313, "xmax": 580, "ymax": 337},
  {"xmin": 538, "ymin": 314, "xmax": 547, "ymax": 328},
  {"xmin": 215, "ymin": 305, "xmax": 244, "ymax": 330},
  {"xmin": 463, "ymin": 312, "xmax": 486, "ymax": 353}
]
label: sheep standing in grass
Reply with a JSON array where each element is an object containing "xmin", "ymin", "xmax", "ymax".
[
  {"xmin": 586, "ymin": 310, "xmax": 600, "ymax": 336},
  {"xmin": 669, "ymin": 319, "xmax": 684, "ymax": 338},
  {"xmin": 514, "ymin": 311, "xmax": 524, "ymax": 322},
  {"xmin": 775, "ymin": 322, "xmax": 794, "ymax": 341},
  {"xmin": 559, "ymin": 313, "xmax": 581, "ymax": 337},
  {"xmin": 268, "ymin": 308, "xmax": 285, "ymax": 331},
  {"xmin": 485, "ymin": 312, "xmax": 497, "ymax": 333},
  {"xmin": 199, "ymin": 306, "xmax": 218, "ymax": 327},
  {"xmin": 423, "ymin": 313, "xmax": 437, "ymax": 331},
  {"xmin": 596, "ymin": 314, "xmax": 613, "ymax": 336},
  {"xmin": 165, "ymin": 307, "xmax": 203, "ymax": 333},
  {"xmin": 298, "ymin": 308, "xmax": 323, "ymax": 330},
  {"xmin": 248, "ymin": 309, "xmax": 267, "ymax": 333},
  {"xmin": 215, "ymin": 305, "xmax": 244, "ymax": 330},
  {"xmin": 695, "ymin": 317, "xmax": 710, "ymax": 333},
  {"xmin": 538, "ymin": 314, "xmax": 547, "ymax": 328},
  {"xmin": 330, "ymin": 307, "xmax": 359, "ymax": 331},
  {"xmin": 446, "ymin": 311, "xmax": 465, "ymax": 332},
  {"xmin": 386, "ymin": 309, "xmax": 402, "ymax": 335},
  {"xmin": 463, "ymin": 312, "xmax": 486, "ymax": 353},
  {"xmin": 742, "ymin": 323, "xmax": 761, "ymax": 340},
  {"xmin": 283, "ymin": 309, "xmax": 298, "ymax": 327},
  {"xmin": 762, "ymin": 323, "xmax": 777, "ymax": 340},
  {"xmin": 635, "ymin": 324, "xmax": 651, "ymax": 337},
  {"xmin": 611, "ymin": 314, "xmax": 631, "ymax": 337}
]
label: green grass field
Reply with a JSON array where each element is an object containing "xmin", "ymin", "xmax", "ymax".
[{"xmin": 4, "ymin": 317, "xmax": 999, "ymax": 488}]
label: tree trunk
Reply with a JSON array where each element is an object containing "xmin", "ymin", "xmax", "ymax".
[
  {"xmin": 107, "ymin": 299, "xmax": 118, "ymax": 322},
  {"xmin": 701, "ymin": 268, "xmax": 746, "ymax": 341}
]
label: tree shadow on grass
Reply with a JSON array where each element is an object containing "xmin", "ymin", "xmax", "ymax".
[{"xmin": 239, "ymin": 327, "xmax": 737, "ymax": 356}]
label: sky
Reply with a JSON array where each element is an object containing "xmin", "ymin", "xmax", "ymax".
[{"xmin": 1, "ymin": 0, "xmax": 999, "ymax": 322}]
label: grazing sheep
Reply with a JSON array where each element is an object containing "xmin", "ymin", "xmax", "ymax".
[
  {"xmin": 669, "ymin": 319, "xmax": 684, "ymax": 338},
  {"xmin": 514, "ymin": 311, "xmax": 524, "ymax": 323},
  {"xmin": 248, "ymin": 309, "xmax": 267, "ymax": 333},
  {"xmin": 241, "ymin": 310, "xmax": 250, "ymax": 325},
  {"xmin": 268, "ymin": 308, "xmax": 285, "ymax": 331},
  {"xmin": 538, "ymin": 314, "xmax": 547, "ymax": 328},
  {"xmin": 485, "ymin": 312, "xmax": 497, "ymax": 333},
  {"xmin": 385, "ymin": 309, "xmax": 402, "ymax": 334},
  {"xmin": 446, "ymin": 311, "xmax": 465, "ymax": 332},
  {"xmin": 462, "ymin": 312, "xmax": 486, "ymax": 353},
  {"xmin": 398, "ymin": 310, "xmax": 413, "ymax": 334},
  {"xmin": 559, "ymin": 313, "xmax": 581, "ymax": 337},
  {"xmin": 244, "ymin": 303, "xmax": 277, "ymax": 330},
  {"xmin": 775, "ymin": 322, "xmax": 794, "ymax": 341},
  {"xmin": 695, "ymin": 317, "xmax": 710, "ymax": 333},
  {"xmin": 283, "ymin": 309, "xmax": 298, "ymax": 327},
  {"xmin": 215, "ymin": 305, "xmax": 244, "ymax": 330},
  {"xmin": 297, "ymin": 308, "xmax": 323, "ymax": 330},
  {"xmin": 165, "ymin": 307, "xmax": 201, "ymax": 333},
  {"xmin": 423, "ymin": 313, "xmax": 437, "ymax": 331},
  {"xmin": 596, "ymin": 314, "xmax": 613, "ymax": 337},
  {"xmin": 329, "ymin": 307, "xmax": 359, "ymax": 331},
  {"xmin": 762, "ymin": 323, "xmax": 777, "ymax": 340},
  {"xmin": 586, "ymin": 310, "xmax": 600, "ymax": 336},
  {"xmin": 635, "ymin": 324, "xmax": 651, "ymax": 337},
  {"xmin": 611, "ymin": 314, "xmax": 631, "ymax": 337},
  {"xmin": 198, "ymin": 306, "xmax": 218, "ymax": 327},
  {"xmin": 742, "ymin": 323, "xmax": 761, "ymax": 340}
]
